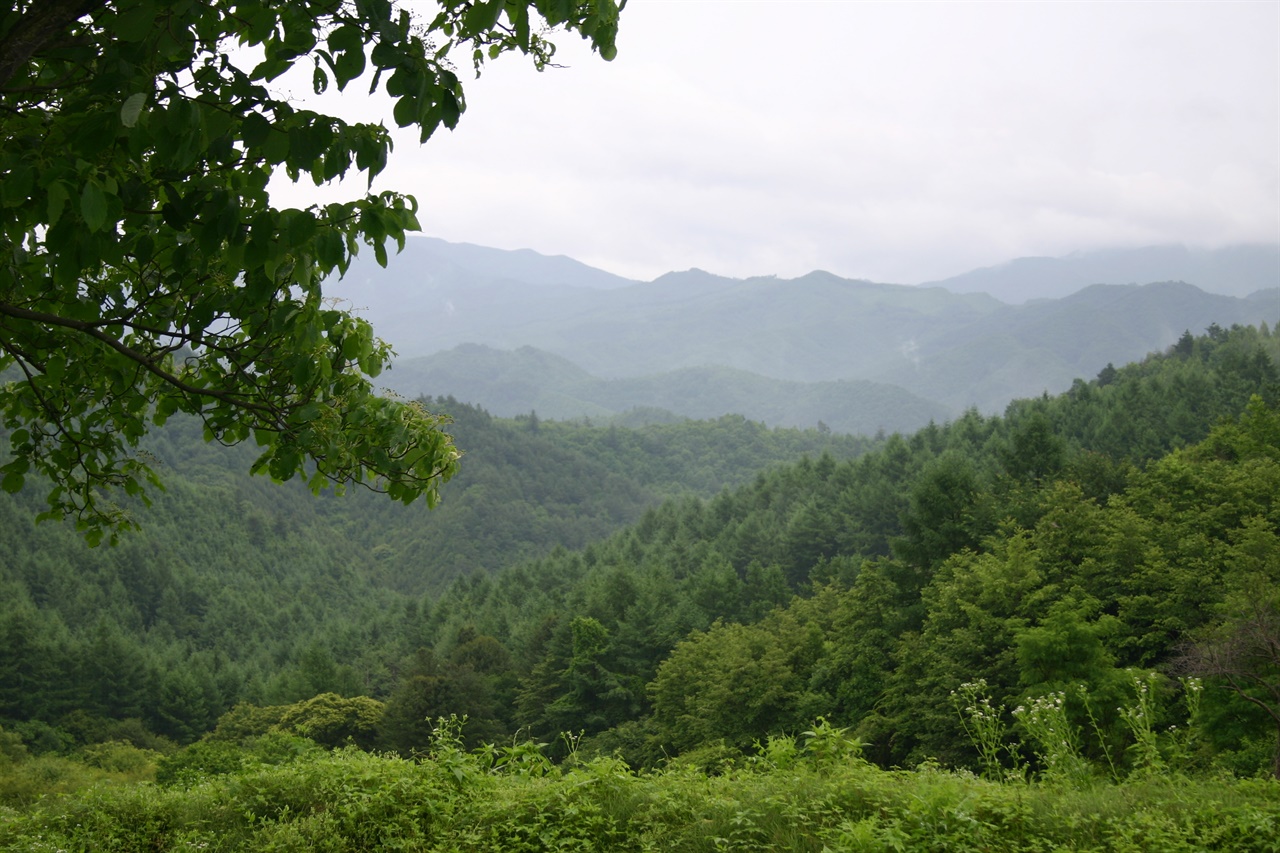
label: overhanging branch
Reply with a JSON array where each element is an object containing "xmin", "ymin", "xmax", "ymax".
[{"xmin": 0, "ymin": 299, "xmax": 279, "ymax": 417}]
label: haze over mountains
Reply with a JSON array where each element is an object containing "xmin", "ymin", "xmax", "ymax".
[
  {"xmin": 927, "ymin": 244, "xmax": 1280, "ymax": 303},
  {"xmin": 327, "ymin": 239, "xmax": 1279, "ymax": 433}
]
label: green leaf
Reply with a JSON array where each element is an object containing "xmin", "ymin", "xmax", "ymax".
[
  {"xmin": 393, "ymin": 95, "xmax": 418, "ymax": 128},
  {"xmin": 252, "ymin": 56, "xmax": 291, "ymax": 82},
  {"xmin": 153, "ymin": 396, "xmax": 180, "ymax": 425},
  {"xmin": 1, "ymin": 470, "xmax": 23, "ymax": 494},
  {"xmin": 241, "ymin": 111, "xmax": 272, "ymax": 147},
  {"xmin": 328, "ymin": 23, "xmax": 364, "ymax": 55},
  {"xmin": 1, "ymin": 164, "xmax": 33, "ymax": 207},
  {"xmin": 329, "ymin": 24, "xmax": 368, "ymax": 87},
  {"xmin": 464, "ymin": 0, "xmax": 504, "ymax": 34},
  {"xmin": 262, "ymin": 123, "xmax": 290, "ymax": 164},
  {"xmin": 287, "ymin": 125, "xmax": 322, "ymax": 166},
  {"xmin": 512, "ymin": 5, "xmax": 530, "ymax": 48},
  {"xmin": 341, "ymin": 330, "xmax": 363, "ymax": 361},
  {"xmin": 285, "ymin": 209, "xmax": 317, "ymax": 247},
  {"xmin": 115, "ymin": 0, "xmax": 157, "ymax": 42},
  {"xmin": 334, "ymin": 46, "xmax": 366, "ymax": 86},
  {"xmin": 80, "ymin": 181, "xmax": 108, "ymax": 232},
  {"xmin": 120, "ymin": 93, "xmax": 147, "ymax": 127},
  {"xmin": 296, "ymin": 402, "xmax": 322, "ymax": 422},
  {"xmin": 46, "ymin": 181, "xmax": 69, "ymax": 225},
  {"xmin": 315, "ymin": 228, "xmax": 344, "ymax": 270}
]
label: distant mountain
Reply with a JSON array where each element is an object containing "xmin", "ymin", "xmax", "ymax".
[
  {"xmin": 383, "ymin": 345, "xmax": 950, "ymax": 436},
  {"xmin": 327, "ymin": 236, "xmax": 639, "ymax": 359},
  {"xmin": 341, "ymin": 235, "xmax": 638, "ymax": 293},
  {"xmin": 330, "ymin": 237, "xmax": 1279, "ymax": 423},
  {"xmin": 927, "ymin": 244, "xmax": 1279, "ymax": 303},
  {"xmin": 384, "ymin": 281, "xmax": 1278, "ymax": 420},
  {"xmin": 324, "ymin": 239, "xmax": 1005, "ymax": 365},
  {"xmin": 871, "ymin": 281, "xmax": 1280, "ymax": 411}
]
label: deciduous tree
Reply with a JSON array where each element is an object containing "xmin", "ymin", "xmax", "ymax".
[{"xmin": 0, "ymin": 0, "xmax": 622, "ymax": 540}]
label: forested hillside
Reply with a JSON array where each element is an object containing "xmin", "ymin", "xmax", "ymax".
[
  {"xmin": 1, "ymin": 323, "xmax": 1277, "ymax": 775},
  {"xmin": 0, "ymin": 398, "xmax": 871, "ymax": 745},
  {"xmin": 382, "ymin": 344, "xmax": 950, "ymax": 434},
  {"xmin": 3, "ymin": 324, "xmax": 1280, "ymax": 851},
  {"xmin": 396, "ymin": 323, "xmax": 1280, "ymax": 773}
]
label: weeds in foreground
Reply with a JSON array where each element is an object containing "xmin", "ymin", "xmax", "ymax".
[
  {"xmin": 955, "ymin": 669, "xmax": 1213, "ymax": 787},
  {"xmin": 1013, "ymin": 691, "xmax": 1090, "ymax": 785},
  {"xmin": 951, "ymin": 679, "xmax": 1023, "ymax": 781},
  {"xmin": 1, "ymin": 716, "xmax": 1276, "ymax": 852}
]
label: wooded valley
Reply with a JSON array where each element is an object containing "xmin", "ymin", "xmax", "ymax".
[{"xmin": 2, "ymin": 322, "xmax": 1279, "ymax": 850}]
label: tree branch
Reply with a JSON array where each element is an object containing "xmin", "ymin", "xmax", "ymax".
[
  {"xmin": 0, "ymin": 0, "xmax": 107, "ymax": 90},
  {"xmin": 0, "ymin": 300, "xmax": 279, "ymax": 417}
]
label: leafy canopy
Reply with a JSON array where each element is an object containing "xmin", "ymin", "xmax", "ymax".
[{"xmin": 0, "ymin": 0, "xmax": 623, "ymax": 542}]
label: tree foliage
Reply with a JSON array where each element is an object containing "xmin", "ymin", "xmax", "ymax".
[{"xmin": 0, "ymin": 0, "xmax": 622, "ymax": 540}]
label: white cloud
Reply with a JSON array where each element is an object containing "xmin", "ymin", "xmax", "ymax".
[{"xmin": 272, "ymin": 0, "xmax": 1280, "ymax": 283}]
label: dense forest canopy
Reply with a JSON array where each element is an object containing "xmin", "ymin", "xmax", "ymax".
[
  {"xmin": 2, "ymin": 322, "xmax": 1278, "ymax": 784},
  {"xmin": 3, "ymin": 322, "xmax": 1280, "ymax": 850}
]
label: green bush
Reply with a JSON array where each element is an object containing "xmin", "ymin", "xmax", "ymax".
[
  {"xmin": 0, "ymin": 754, "xmax": 114, "ymax": 806},
  {"xmin": 207, "ymin": 695, "xmax": 385, "ymax": 750},
  {"xmin": 77, "ymin": 740, "xmax": 159, "ymax": 774},
  {"xmin": 274, "ymin": 694, "xmax": 384, "ymax": 750},
  {"xmin": 156, "ymin": 739, "xmax": 254, "ymax": 787},
  {"xmin": 0, "ymin": 727, "xmax": 26, "ymax": 767},
  {"xmin": 156, "ymin": 732, "xmax": 321, "ymax": 787},
  {"xmin": 226, "ymin": 749, "xmax": 444, "ymax": 850}
]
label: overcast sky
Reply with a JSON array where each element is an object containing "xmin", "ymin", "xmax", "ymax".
[{"xmin": 281, "ymin": 0, "xmax": 1280, "ymax": 284}]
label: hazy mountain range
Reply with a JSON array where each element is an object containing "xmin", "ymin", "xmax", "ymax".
[
  {"xmin": 927, "ymin": 244, "xmax": 1279, "ymax": 303},
  {"xmin": 327, "ymin": 239, "xmax": 1279, "ymax": 432},
  {"xmin": 384, "ymin": 346, "xmax": 951, "ymax": 436}
]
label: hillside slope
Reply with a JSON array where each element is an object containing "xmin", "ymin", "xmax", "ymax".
[{"xmin": 383, "ymin": 345, "xmax": 950, "ymax": 435}]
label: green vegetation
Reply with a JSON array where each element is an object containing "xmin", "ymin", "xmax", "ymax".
[
  {"xmin": 0, "ymin": 401, "xmax": 873, "ymax": 748},
  {"xmin": 0, "ymin": 0, "xmax": 621, "ymax": 538},
  {"xmin": 2, "ymin": 323, "xmax": 1279, "ymax": 847},
  {"xmin": 11, "ymin": 3, "xmax": 1274, "ymax": 847},
  {"xmin": 2, "ymin": 721, "xmax": 1278, "ymax": 851}
]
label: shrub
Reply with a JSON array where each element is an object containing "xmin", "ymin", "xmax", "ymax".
[{"xmin": 77, "ymin": 740, "xmax": 159, "ymax": 775}]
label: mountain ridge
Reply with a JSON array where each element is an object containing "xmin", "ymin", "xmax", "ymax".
[
  {"xmin": 329, "ymin": 238, "xmax": 1278, "ymax": 424},
  {"xmin": 925, "ymin": 243, "xmax": 1279, "ymax": 302},
  {"xmin": 382, "ymin": 346, "xmax": 950, "ymax": 436}
]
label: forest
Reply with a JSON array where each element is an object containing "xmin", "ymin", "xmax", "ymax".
[{"xmin": 2, "ymin": 322, "xmax": 1280, "ymax": 850}]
